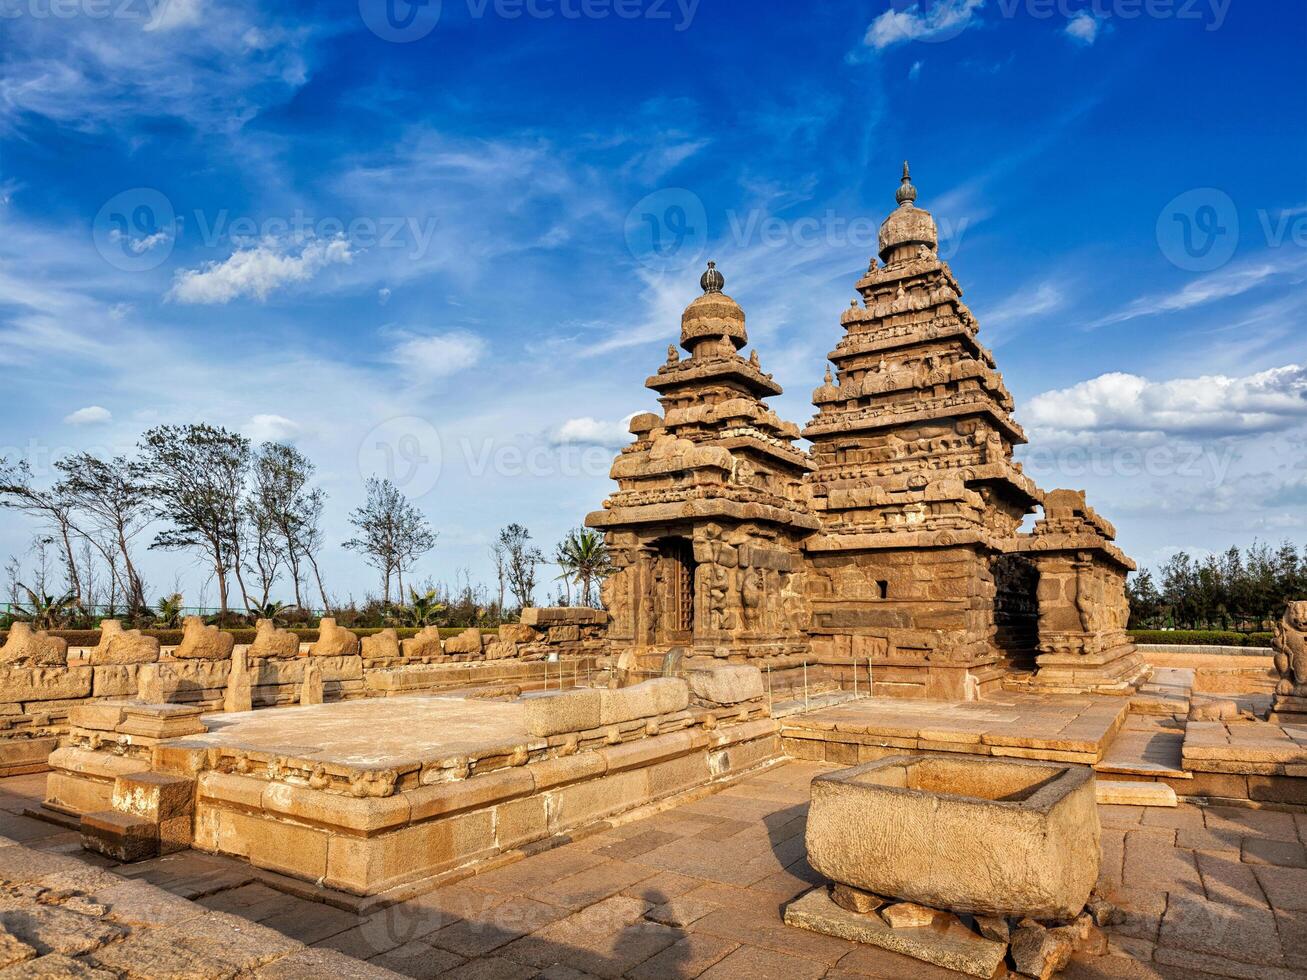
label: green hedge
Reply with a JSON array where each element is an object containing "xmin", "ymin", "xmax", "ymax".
[
  {"xmin": 1129, "ymin": 629, "xmax": 1274, "ymax": 647},
  {"xmin": 0, "ymin": 626, "xmax": 495, "ymax": 646}
]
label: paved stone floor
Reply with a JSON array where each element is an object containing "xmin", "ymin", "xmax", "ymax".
[{"xmin": 2, "ymin": 762, "xmax": 1306, "ymax": 978}]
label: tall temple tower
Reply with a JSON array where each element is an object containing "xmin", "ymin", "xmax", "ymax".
[
  {"xmin": 801, "ymin": 164, "xmax": 1045, "ymax": 699},
  {"xmin": 586, "ymin": 263, "xmax": 816, "ymax": 666},
  {"xmin": 588, "ymin": 164, "xmax": 1146, "ymax": 700}
]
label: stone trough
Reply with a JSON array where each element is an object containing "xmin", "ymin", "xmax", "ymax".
[{"xmin": 788, "ymin": 755, "xmax": 1102, "ymax": 977}]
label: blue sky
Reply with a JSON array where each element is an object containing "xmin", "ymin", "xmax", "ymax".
[{"xmin": 1, "ymin": 0, "xmax": 1304, "ymax": 604}]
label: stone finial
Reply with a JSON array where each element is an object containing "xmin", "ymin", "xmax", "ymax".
[
  {"xmin": 666, "ymin": 344, "xmax": 679, "ymax": 365},
  {"xmin": 895, "ymin": 160, "xmax": 917, "ymax": 207},
  {"xmin": 824, "ymin": 365, "xmax": 833, "ymax": 384},
  {"xmin": 749, "ymin": 349, "xmax": 760, "ymax": 368},
  {"xmin": 700, "ymin": 260, "xmax": 724, "ymax": 294}
]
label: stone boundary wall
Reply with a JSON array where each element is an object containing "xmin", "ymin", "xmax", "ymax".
[
  {"xmin": 0, "ymin": 608, "xmax": 607, "ymax": 774},
  {"xmin": 1139, "ymin": 645, "xmax": 1277, "ymax": 696}
]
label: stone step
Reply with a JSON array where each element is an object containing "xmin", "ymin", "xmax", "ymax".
[{"xmin": 1095, "ymin": 779, "xmax": 1178, "ymax": 807}]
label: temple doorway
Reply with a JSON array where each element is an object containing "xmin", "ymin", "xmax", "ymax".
[{"xmin": 653, "ymin": 538, "xmax": 696, "ymax": 645}]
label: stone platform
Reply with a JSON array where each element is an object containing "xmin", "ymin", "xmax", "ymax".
[
  {"xmin": 192, "ymin": 696, "xmax": 533, "ymax": 768},
  {"xmin": 780, "ymin": 694, "xmax": 1130, "ymax": 767},
  {"xmin": 43, "ymin": 683, "xmax": 783, "ymax": 900}
]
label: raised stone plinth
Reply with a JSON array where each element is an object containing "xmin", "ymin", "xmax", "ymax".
[{"xmin": 805, "ymin": 755, "xmax": 1099, "ymax": 920}]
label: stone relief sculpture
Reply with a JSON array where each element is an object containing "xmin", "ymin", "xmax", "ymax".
[{"xmin": 1272, "ymin": 601, "xmax": 1307, "ymax": 711}]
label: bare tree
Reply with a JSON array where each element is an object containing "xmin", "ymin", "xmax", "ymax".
[
  {"xmin": 343, "ymin": 477, "xmax": 437, "ymax": 604},
  {"xmin": 137, "ymin": 424, "xmax": 251, "ymax": 622},
  {"xmin": 54, "ymin": 453, "xmax": 151, "ymax": 613},
  {"xmin": 489, "ymin": 540, "xmax": 508, "ymax": 615},
  {"xmin": 0, "ymin": 461, "xmax": 84, "ymax": 603},
  {"xmin": 497, "ymin": 524, "xmax": 544, "ymax": 611},
  {"xmin": 247, "ymin": 443, "xmax": 327, "ymax": 611}
]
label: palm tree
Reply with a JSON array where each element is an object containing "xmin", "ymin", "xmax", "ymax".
[
  {"xmin": 395, "ymin": 587, "xmax": 445, "ymax": 627},
  {"xmin": 154, "ymin": 593, "xmax": 185, "ymax": 629},
  {"xmin": 250, "ymin": 600, "xmax": 289, "ymax": 622},
  {"xmin": 15, "ymin": 584, "xmax": 80, "ymax": 630},
  {"xmin": 555, "ymin": 529, "xmax": 612, "ymax": 609}
]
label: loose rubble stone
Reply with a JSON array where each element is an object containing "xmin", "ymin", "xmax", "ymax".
[
  {"xmin": 975, "ymin": 914, "xmax": 1009, "ymax": 943},
  {"xmin": 881, "ymin": 902, "xmax": 939, "ymax": 929},
  {"xmin": 1010, "ymin": 921, "xmax": 1074, "ymax": 979},
  {"xmin": 785, "ymin": 888, "xmax": 1006, "ymax": 979},
  {"xmin": 443, "ymin": 628, "xmax": 483, "ymax": 656},
  {"xmin": 831, "ymin": 883, "xmax": 884, "ymax": 915}
]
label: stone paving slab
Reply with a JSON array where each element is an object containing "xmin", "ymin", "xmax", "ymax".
[
  {"xmin": 3, "ymin": 759, "xmax": 1307, "ymax": 977},
  {"xmin": 191, "ymin": 696, "xmax": 531, "ymax": 768}
]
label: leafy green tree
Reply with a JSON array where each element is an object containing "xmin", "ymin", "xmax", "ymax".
[
  {"xmin": 138, "ymin": 424, "xmax": 251, "ymax": 623},
  {"xmin": 343, "ymin": 477, "xmax": 437, "ymax": 604}
]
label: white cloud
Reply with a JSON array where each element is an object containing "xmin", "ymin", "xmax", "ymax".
[
  {"xmin": 864, "ymin": 0, "xmax": 985, "ymax": 51},
  {"xmin": 109, "ymin": 227, "xmax": 172, "ymax": 256},
  {"xmin": 378, "ymin": 287, "xmax": 392, "ymax": 306},
  {"xmin": 64, "ymin": 405, "xmax": 112, "ymax": 425},
  {"xmin": 145, "ymin": 0, "xmax": 204, "ymax": 32},
  {"xmin": 386, "ymin": 330, "xmax": 486, "ymax": 379},
  {"xmin": 909, "ymin": 60, "xmax": 924, "ymax": 81},
  {"xmin": 167, "ymin": 237, "xmax": 354, "ymax": 304},
  {"xmin": 550, "ymin": 415, "xmax": 637, "ymax": 449},
  {"xmin": 246, "ymin": 414, "xmax": 301, "ymax": 443},
  {"xmin": 1063, "ymin": 12, "xmax": 1101, "ymax": 45},
  {"xmin": 1024, "ymin": 364, "xmax": 1307, "ymax": 441}
]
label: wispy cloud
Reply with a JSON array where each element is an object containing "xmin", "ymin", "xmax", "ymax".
[
  {"xmin": 863, "ymin": 0, "xmax": 986, "ymax": 51},
  {"xmin": 1091, "ymin": 254, "xmax": 1307, "ymax": 328},
  {"xmin": 385, "ymin": 329, "xmax": 486, "ymax": 380},
  {"xmin": 977, "ymin": 280, "xmax": 1065, "ymax": 346}
]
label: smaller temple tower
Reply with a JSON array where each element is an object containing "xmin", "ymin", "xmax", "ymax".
[
  {"xmin": 1016, "ymin": 489, "xmax": 1146, "ymax": 693},
  {"xmin": 586, "ymin": 263, "xmax": 816, "ymax": 667}
]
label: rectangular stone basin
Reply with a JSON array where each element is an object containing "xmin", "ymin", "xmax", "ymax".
[{"xmin": 806, "ymin": 755, "xmax": 1099, "ymax": 920}]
